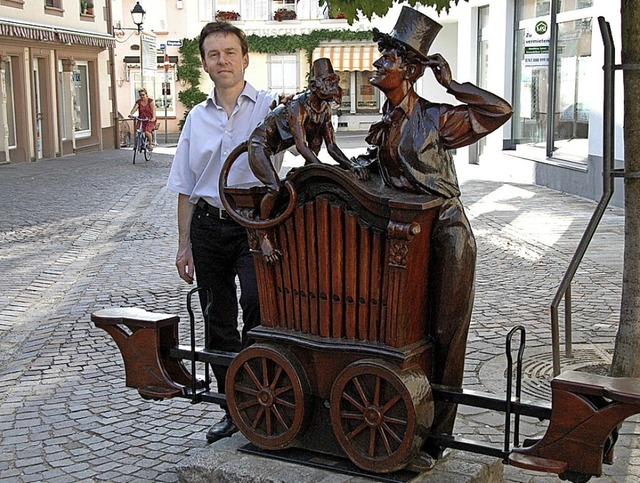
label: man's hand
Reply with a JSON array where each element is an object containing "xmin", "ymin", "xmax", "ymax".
[
  {"xmin": 175, "ymin": 244, "xmax": 194, "ymax": 284},
  {"xmin": 425, "ymin": 53, "xmax": 452, "ymax": 89}
]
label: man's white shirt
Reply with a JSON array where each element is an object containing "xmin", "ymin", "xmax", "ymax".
[{"xmin": 167, "ymin": 82, "xmax": 283, "ymax": 209}]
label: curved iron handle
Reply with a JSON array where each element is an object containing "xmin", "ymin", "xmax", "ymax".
[{"xmin": 218, "ymin": 141, "xmax": 298, "ymax": 229}]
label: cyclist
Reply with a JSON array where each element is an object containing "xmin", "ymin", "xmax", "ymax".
[{"xmin": 129, "ymin": 88, "xmax": 156, "ymax": 150}]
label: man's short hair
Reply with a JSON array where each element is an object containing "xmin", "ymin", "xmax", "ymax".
[{"xmin": 199, "ymin": 22, "xmax": 249, "ymax": 59}]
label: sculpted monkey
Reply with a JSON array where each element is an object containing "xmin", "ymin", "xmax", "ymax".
[{"xmin": 245, "ymin": 57, "xmax": 366, "ymax": 219}]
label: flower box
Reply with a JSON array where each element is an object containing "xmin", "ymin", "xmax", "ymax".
[
  {"xmin": 273, "ymin": 8, "xmax": 297, "ymax": 21},
  {"xmin": 215, "ymin": 10, "xmax": 240, "ymax": 21}
]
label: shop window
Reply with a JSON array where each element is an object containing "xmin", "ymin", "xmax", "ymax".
[
  {"xmin": 355, "ymin": 71, "xmax": 379, "ymax": 112},
  {"xmin": 512, "ymin": 0, "xmax": 592, "ymax": 160},
  {"xmin": 553, "ymin": 18, "xmax": 591, "ymax": 151},
  {"xmin": 130, "ymin": 71, "xmax": 176, "ymax": 117},
  {"xmin": 558, "ymin": 0, "xmax": 592, "ymax": 13},
  {"xmin": 475, "ymin": 6, "xmax": 490, "ymax": 160},
  {"xmin": 5, "ymin": 57, "xmax": 16, "ymax": 148},
  {"xmin": 156, "ymin": 71, "xmax": 176, "ymax": 117},
  {"xmin": 336, "ymin": 71, "xmax": 351, "ymax": 110},
  {"xmin": 72, "ymin": 62, "xmax": 91, "ymax": 137},
  {"xmin": 268, "ymin": 54, "xmax": 298, "ymax": 95},
  {"xmin": 512, "ymin": 24, "xmax": 549, "ymax": 146}
]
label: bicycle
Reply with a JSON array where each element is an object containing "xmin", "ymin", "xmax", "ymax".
[{"xmin": 129, "ymin": 115, "xmax": 156, "ymax": 164}]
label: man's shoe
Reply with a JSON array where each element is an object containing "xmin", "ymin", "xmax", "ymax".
[
  {"xmin": 206, "ymin": 414, "xmax": 238, "ymax": 443},
  {"xmin": 408, "ymin": 451, "xmax": 436, "ymax": 472}
]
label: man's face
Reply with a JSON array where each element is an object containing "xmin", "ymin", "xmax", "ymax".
[
  {"xmin": 370, "ymin": 49, "xmax": 406, "ymax": 92},
  {"xmin": 201, "ymin": 32, "xmax": 248, "ymax": 89}
]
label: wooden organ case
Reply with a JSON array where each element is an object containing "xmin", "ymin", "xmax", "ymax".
[{"xmin": 222, "ymin": 164, "xmax": 444, "ymax": 473}]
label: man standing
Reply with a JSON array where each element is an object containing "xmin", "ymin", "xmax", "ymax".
[
  {"xmin": 166, "ymin": 22, "xmax": 282, "ymax": 443},
  {"xmin": 357, "ymin": 6, "xmax": 512, "ymax": 459}
]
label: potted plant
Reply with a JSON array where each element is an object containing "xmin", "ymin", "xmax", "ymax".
[
  {"xmin": 80, "ymin": 0, "xmax": 87, "ymax": 14},
  {"xmin": 215, "ymin": 10, "xmax": 240, "ymax": 21},
  {"xmin": 273, "ymin": 8, "xmax": 297, "ymax": 21},
  {"xmin": 86, "ymin": 1, "xmax": 94, "ymax": 15}
]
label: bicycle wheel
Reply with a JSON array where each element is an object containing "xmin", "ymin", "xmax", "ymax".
[
  {"xmin": 132, "ymin": 133, "xmax": 140, "ymax": 164},
  {"xmin": 144, "ymin": 139, "xmax": 152, "ymax": 161}
]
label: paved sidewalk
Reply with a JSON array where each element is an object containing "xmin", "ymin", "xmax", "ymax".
[{"xmin": 0, "ymin": 140, "xmax": 636, "ymax": 482}]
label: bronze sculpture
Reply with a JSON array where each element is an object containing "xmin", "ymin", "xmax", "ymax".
[
  {"xmin": 353, "ymin": 6, "xmax": 513, "ymax": 458},
  {"xmin": 92, "ymin": 7, "xmax": 640, "ymax": 482},
  {"xmin": 221, "ymin": 57, "xmax": 366, "ymax": 222}
]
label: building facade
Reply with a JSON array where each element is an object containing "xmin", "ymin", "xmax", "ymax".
[
  {"xmin": 437, "ymin": 0, "xmax": 624, "ymax": 206},
  {"xmin": 0, "ymin": 0, "xmax": 117, "ymax": 163},
  {"xmin": 0, "ymin": 0, "xmax": 624, "ymax": 207},
  {"xmin": 112, "ymin": 0, "xmax": 382, "ymax": 137}
]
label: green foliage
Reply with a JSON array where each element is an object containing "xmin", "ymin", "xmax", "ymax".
[
  {"xmin": 177, "ymin": 37, "xmax": 207, "ymax": 130},
  {"xmin": 319, "ymin": 0, "xmax": 460, "ymax": 24},
  {"xmin": 177, "ymin": 37, "xmax": 203, "ymax": 88},
  {"xmin": 247, "ymin": 29, "xmax": 372, "ymax": 66},
  {"xmin": 177, "ymin": 87, "xmax": 208, "ymax": 130}
]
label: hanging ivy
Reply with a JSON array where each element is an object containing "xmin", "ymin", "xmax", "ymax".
[
  {"xmin": 177, "ymin": 37, "xmax": 208, "ymax": 130},
  {"xmin": 247, "ymin": 29, "xmax": 373, "ymax": 66}
]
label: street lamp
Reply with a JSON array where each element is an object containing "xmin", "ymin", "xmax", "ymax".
[
  {"xmin": 130, "ymin": 2, "xmax": 145, "ymax": 33},
  {"xmin": 115, "ymin": 2, "xmax": 147, "ymax": 88},
  {"xmin": 131, "ymin": 2, "xmax": 146, "ymax": 88}
]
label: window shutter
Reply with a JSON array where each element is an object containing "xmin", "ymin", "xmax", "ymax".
[{"xmin": 199, "ymin": 0, "xmax": 214, "ymax": 21}]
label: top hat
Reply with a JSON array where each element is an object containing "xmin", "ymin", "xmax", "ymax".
[
  {"xmin": 312, "ymin": 58, "xmax": 335, "ymax": 79},
  {"xmin": 373, "ymin": 6, "xmax": 442, "ymax": 61}
]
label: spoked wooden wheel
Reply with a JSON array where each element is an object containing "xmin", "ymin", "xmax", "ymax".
[
  {"xmin": 330, "ymin": 359, "xmax": 434, "ymax": 473},
  {"xmin": 225, "ymin": 343, "xmax": 309, "ymax": 450}
]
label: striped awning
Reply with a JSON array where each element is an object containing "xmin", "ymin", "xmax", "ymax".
[
  {"xmin": 312, "ymin": 44, "xmax": 378, "ymax": 72},
  {"xmin": 0, "ymin": 18, "xmax": 114, "ymax": 49}
]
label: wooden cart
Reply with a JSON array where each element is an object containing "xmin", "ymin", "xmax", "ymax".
[
  {"xmin": 221, "ymin": 164, "xmax": 442, "ymax": 473},
  {"xmin": 92, "ymin": 162, "xmax": 640, "ymax": 481}
]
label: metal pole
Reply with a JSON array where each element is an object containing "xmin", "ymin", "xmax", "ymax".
[
  {"xmin": 549, "ymin": 17, "xmax": 616, "ymax": 376},
  {"xmin": 545, "ymin": 0, "xmax": 559, "ymax": 157},
  {"xmin": 164, "ymin": 51, "xmax": 169, "ymax": 144},
  {"xmin": 139, "ymin": 28, "xmax": 144, "ymax": 89}
]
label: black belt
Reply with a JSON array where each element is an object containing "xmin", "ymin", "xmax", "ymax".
[{"xmin": 196, "ymin": 199, "xmax": 233, "ymax": 221}]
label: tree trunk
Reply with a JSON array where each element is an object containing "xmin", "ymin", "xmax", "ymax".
[{"xmin": 611, "ymin": 0, "xmax": 640, "ymax": 377}]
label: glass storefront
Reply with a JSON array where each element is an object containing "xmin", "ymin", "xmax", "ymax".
[
  {"xmin": 336, "ymin": 71, "xmax": 351, "ymax": 111},
  {"xmin": 132, "ymin": 70, "xmax": 177, "ymax": 117},
  {"xmin": 555, "ymin": 18, "xmax": 592, "ymax": 142},
  {"xmin": 512, "ymin": 0, "xmax": 593, "ymax": 160},
  {"xmin": 355, "ymin": 71, "xmax": 379, "ymax": 112},
  {"xmin": 476, "ymin": 6, "xmax": 490, "ymax": 159},
  {"xmin": 4, "ymin": 56, "xmax": 16, "ymax": 148},
  {"xmin": 73, "ymin": 62, "xmax": 91, "ymax": 137}
]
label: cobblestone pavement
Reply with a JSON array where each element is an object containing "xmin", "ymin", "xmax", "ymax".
[{"xmin": 0, "ymin": 139, "xmax": 637, "ymax": 482}]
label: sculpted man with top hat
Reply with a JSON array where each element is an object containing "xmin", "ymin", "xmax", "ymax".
[{"xmin": 355, "ymin": 6, "xmax": 513, "ymax": 459}]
